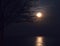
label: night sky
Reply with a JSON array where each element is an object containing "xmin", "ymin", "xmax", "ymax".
[{"xmin": 1, "ymin": 0, "xmax": 60, "ymax": 46}]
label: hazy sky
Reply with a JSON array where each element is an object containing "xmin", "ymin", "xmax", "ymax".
[{"xmin": 3, "ymin": 0, "xmax": 60, "ymax": 46}]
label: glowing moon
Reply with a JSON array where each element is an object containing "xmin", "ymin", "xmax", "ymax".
[{"xmin": 36, "ymin": 12, "xmax": 42, "ymax": 18}]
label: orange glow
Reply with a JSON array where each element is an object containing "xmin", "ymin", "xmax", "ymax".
[
  {"xmin": 36, "ymin": 36, "xmax": 44, "ymax": 46},
  {"xmin": 36, "ymin": 12, "xmax": 42, "ymax": 18}
]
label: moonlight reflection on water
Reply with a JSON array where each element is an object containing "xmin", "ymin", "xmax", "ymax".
[{"xmin": 35, "ymin": 36, "xmax": 44, "ymax": 46}]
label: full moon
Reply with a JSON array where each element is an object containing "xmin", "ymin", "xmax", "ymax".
[{"xmin": 36, "ymin": 12, "xmax": 42, "ymax": 18}]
